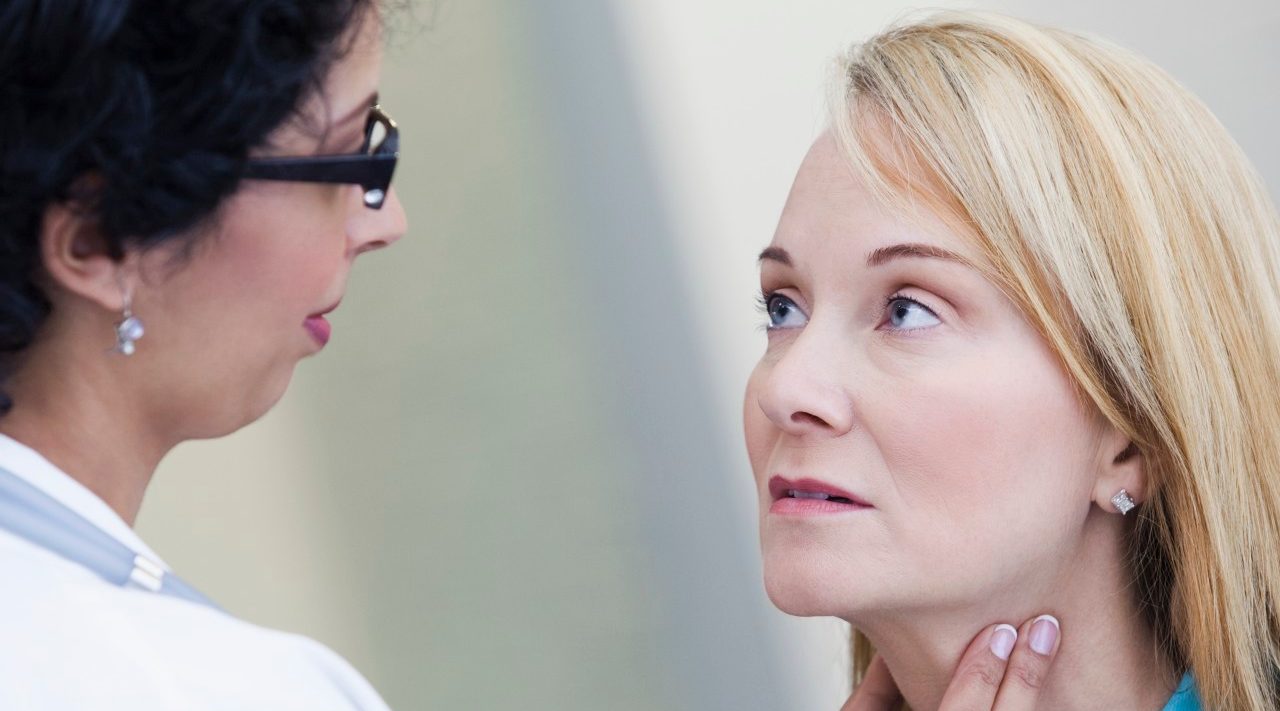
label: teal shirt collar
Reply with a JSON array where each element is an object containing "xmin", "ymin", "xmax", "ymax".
[{"xmin": 1162, "ymin": 672, "xmax": 1201, "ymax": 711}]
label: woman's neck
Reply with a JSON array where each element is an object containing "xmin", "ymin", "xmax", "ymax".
[
  {"xmin": 852, "ymin": 512, "xmax": 1182, "ymax": 711},
  {"xmin": 0, "ymin": 339, "xmax": 171, "ymax": 526}
]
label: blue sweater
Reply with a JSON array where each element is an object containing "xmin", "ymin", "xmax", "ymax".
[{"xmin": 1162, "ymin": 673, "xmax": 1200, "ymax": 711}]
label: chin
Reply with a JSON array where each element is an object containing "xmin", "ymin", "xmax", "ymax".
[
  {"xmin": 764, "ymin": 576, "xmax": 839, "ymax": 617},
  {"xmin": 191, "ymin": 367, "xmax": 298, "ymax": 440},
  {"xmin": 761, "ymin": 545, "xmax": 887, "ymax": 618},
  {"xmin": 242, "ymin": 367, "xmax": 297, "ymax": 424}
]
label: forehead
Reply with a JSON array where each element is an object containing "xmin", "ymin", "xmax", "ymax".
[
  {"xmin": 769, "ymin": 132, "xmax": 979, "ymax": 273},
  {"xmin": 322, "ymin": 14, "xmax": 384, "ymax": 104}
]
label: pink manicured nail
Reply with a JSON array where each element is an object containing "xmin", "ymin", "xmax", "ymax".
[
  {"xmin": 990, "ymin": 624, "xmax": 1017, "ymax": 660},
  {"xmin": 1029, "ymin": 615, "xmax": 1060, "ymax": 655}
]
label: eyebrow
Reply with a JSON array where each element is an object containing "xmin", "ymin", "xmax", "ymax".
[
  {"xmin": 865, "ymin": 242, "xmax": 973, "ymax": 268},
  {"xmin": 757, "ymin": 246, "xmax": 792, "ymax": 266},
  {"xmin": 757, "ymin": 242, "xmax": 972, "ymax": 270}
]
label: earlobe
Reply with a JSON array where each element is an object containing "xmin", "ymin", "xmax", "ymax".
[
  {"xmin": 1095, "ymin": 434, "xmax": 1147, "ymax": 515},
  {"xmin": 38, "ymin": 201, "xmax": 131, "ymax": 313}
]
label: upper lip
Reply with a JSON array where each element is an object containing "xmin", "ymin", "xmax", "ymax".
[
  {"xmin": 308, "ymin": 298, "xmax": 342, "ymax": 318},
  {"xmin": 768, "ymin": 475, "xmax": 873, "ymax": 506}
]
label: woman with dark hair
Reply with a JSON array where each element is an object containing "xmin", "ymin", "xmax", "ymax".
[{"xmin": 0, "ymin": 1, "xmax": 405, "ymax": 708}]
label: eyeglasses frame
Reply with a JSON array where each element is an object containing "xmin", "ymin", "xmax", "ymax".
[{"xmin": 242, "ymin": 104, "xmax": 399, "ymax": 209}]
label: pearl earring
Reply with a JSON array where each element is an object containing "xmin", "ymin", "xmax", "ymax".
[
  {"xmin": 114, "ymin": 291, "xmax": 144, "ymax": 356},
  {"xmin": 1111, "ymin": 488, "xmax": 1136, "ymax": 515}
]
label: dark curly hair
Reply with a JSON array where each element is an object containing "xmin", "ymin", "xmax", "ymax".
[{"xmin": 0, "ymin": 0, "xmax": 376, "ymax": 412}]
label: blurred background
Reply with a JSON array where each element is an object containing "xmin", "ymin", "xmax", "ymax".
[{"xmin": 137, "ymin": 0, "xmax": 1280, "ymax": 709}]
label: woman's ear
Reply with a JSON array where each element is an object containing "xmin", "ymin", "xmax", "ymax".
[
  {"xmin": 38, "ymin": 200, "xmax": 131, "ymax": 312},
  {"xmin": 1093, "ymin": 424, "xmax": 1146, "ymax": 514}
]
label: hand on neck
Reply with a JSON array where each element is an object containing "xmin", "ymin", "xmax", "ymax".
[{"xmin": 850, "ymin": 511, "xmax": 1181, "ymax": 711}]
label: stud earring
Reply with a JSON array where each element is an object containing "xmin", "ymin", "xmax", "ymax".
[
  {"xmin": 1111, "ymin": 488, "xmax": 1137, "ymax": 515},
  {"xmin": 114, "ymin": 290, "xmax": 144, "ymax": 356}
]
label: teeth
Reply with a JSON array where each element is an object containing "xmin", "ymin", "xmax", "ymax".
[{"xmin": 788, "ymin": 489, "xmax": 830, "ymax": 500}]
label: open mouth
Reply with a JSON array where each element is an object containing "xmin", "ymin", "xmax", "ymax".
[
  {"xmin": 768, "ymin": 475, "xmax": 872, "ymax": 514},
  {"xmin": 783, "ymin": 489, "xmax": 860, "ymax": 505}
]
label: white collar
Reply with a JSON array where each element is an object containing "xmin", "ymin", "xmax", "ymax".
[{"xmin": 0, "ymin": 432, "xmax": 169, "ymax": 570}]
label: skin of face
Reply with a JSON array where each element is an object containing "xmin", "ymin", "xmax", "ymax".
[
  {"xmin": 124, "ymin": 13, "xmax": 408, "ymax": 442},
  {"xmin": 744, "ymin": 131, "xmax": 1112, "ymax": 623}
]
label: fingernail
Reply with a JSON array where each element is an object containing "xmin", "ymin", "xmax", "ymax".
[
  {"xmin": 1029, "ymin": 615, "xmax": 1059, "ymax": 655},
  {"xmin": 989, "ymin": 624, "xmax": 1017, "ymax": 660}
]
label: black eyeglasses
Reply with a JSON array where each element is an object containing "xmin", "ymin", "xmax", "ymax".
[{"xmin": 243, "ymin": 104, "xmax": 399, "ymax": 209}]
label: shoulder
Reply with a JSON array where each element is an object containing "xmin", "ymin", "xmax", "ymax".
[{"xmin": 0, "ymin": 531, "xmax": 389, "ymax": 710}]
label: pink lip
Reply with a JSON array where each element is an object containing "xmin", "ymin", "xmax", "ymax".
[
  {"xmin": 304, "ymin": 298, "xmax": 342, "ymax": 347},
  {"xmin": 304, "ymin": 316, "xmax": 332, "ymax": 346},
  {"xmin": 768, "ymin": 475, "xmax": 873, "ymax": 515}
]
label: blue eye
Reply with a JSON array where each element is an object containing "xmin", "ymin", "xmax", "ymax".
[
  {"xmin": 760, "ymin": 293, "xmax": 808, "ymax": 330},
  {"xmin": 885, "ymin": 295, "xmax": 941, "ymax": 331}
]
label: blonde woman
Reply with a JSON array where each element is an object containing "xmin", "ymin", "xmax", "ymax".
[{"xmin": 745, "ymin": 11, "xmax": 1280, "ymax": 711}]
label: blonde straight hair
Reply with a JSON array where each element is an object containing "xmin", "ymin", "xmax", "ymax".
[{"xmin": 830, "ymin": 12, "xmax": 1280, "ymax": 711}]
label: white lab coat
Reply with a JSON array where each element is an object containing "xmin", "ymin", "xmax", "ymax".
[{"xmin": 0, "ymin": 434, "xmax": 392, "ymax": 710}]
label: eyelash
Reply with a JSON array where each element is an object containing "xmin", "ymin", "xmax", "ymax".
[
  {"xmin": 755, "ymin": 290, "xmax": 941, "ymax": 331},
  {"xmin": 884, "ymin": 291, "xmax": 940, "ymax": 333},
  {"xmin": 754, "ymin": 292, "xmax": 770, "ymax": 332}
]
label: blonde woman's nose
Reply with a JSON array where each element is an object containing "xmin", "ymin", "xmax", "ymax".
[{"xmin": 755, "ymin": 333, "xmax": 856, "ymax": 438}]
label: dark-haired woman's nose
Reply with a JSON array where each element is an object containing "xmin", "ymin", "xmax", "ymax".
[
  {"xmin": 755, "ymin": 330, "xmax": 856, "ymax": 439},
  {"xmin": 351, "ymin": 187, "xmax": 407, "ymax": 256}
]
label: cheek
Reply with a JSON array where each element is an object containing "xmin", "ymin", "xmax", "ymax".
[
  {"xmin": 132, "ymin": 203, "xmax": 349, "ymax": 436},
  {"xmin": 208, "ymin": 198, "xmax": 349, "ymax": 321},
  {"xmin": 170, "ymin": 235, "xmax": 340, "ymax": 335},
  {"xmin": 233, "ymin": 243, "xmax": 338, "ymax": 312},
  {"xmin": 871, "ymin": 342, "xmax": 1096, "ymax": 585}
]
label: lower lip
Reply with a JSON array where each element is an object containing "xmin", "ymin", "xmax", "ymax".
[
  {"xmin": 770, "ymin": 497, "xmax": 873, "ymax": 515},
  {"xmin": 304, "ymin": 316, "xmax": 332, "ymax": 346}
]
